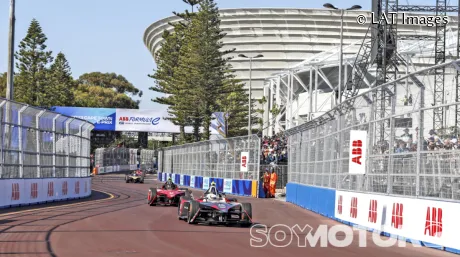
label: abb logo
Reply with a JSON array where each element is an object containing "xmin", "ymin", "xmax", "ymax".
[
  {"xmin": 241, "ymin": 156, "xmax": 247, "ymax": 168},
  {"xmin": 368, "ymin": 199, "xmax": 378, "ymax": 223},
  {"xmin": 119, "ymin": 117, "xmax": 128, "ymax": 121},
  {"xmin": 11, "ymin": 183, "xmax": 20, "ymax": 201},
  {"xmin": 351, "ymin": 140, "xmax": 363, "ymax": 165},
  {"xmin": 75, "ymin": 181, "xmax": 80, "ymax": 194},
  {"xmin": 62, "ymin": 181, "xmax": 68, "ymax": 196},
  {"xmin": 391, "ymin": 203, "xmax": 404, "ymax": 229},
  {"xmin": 424, "ymin": 207, "xmax": 442, "ymax": 237},
  {"xmin": 350, "ymin": 197, "xmax": 358, "ymax": 218},
  {"xmin": 337, "ymin": 195, "xmax": 343, "ymax": 214},
  {"xmin": 30, "ymin": 183, "xmax": 38, "ymax": 199},
  {"xmin": 47, "ymin": 182, "xmax": 54, "ymax": 197}
]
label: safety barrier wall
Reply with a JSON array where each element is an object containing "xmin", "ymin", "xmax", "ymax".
[
  {"xmin": 158, "ymin": 172, "xmax": 258, "ymax": 198},
  {"xmin": 284, "ymin": 61, "xmax": 460, "ymax": 254},
  {"xmin": 0, "ymin": 177, "xmax": 91, "ymax": 208}
]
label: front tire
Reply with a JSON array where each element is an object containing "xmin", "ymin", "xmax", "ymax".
[
  {"xmin": 148, "ymin": 188, "xmax": 157, "ymax": 206},
  {"xmin": 187, "ymin": 200, "xmax": 199, "ymax": 224}
]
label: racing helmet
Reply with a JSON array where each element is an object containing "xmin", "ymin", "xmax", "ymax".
[
  {"xmin": 209, "ymin": 181, "xmax": 218, "ymax": 195},
  {"xmin": 167, "ymin": 177, "xmax": 172, "ymax": 182},
  {"xmin": 207, "ymin": 193, "xmax": 217, "ymax": 200}
]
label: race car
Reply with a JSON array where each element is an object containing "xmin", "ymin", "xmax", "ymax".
[
  {"xmin": 177, "ymin": 182, "xmax": 253, "ymax": 226},
  {"xmin": 147, "ymin": 179, "xmax": 189, "ymax": 206},
  {"xmin": 125, "ymin": 170, "xmax": 144, "ymax": 183}
]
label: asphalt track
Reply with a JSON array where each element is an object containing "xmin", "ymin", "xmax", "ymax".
[{"xmin": 0, "ymin": 177, "xmax": 456, "ymax": 257}]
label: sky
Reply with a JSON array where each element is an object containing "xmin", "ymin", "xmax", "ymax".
[{"xmin": 0, "ymin": 0, "xmax": 376, "ymax": 110}]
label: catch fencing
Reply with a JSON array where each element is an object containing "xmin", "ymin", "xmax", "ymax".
[
  {"xmin": 259, "ymin": 164, "xmax": 288, "ymax": 191},
  {"xmin": 286, "ymin": 60, "xmax": 460, "ymax": 202},
  {"xmin": 0, "ymin": 99, "xmax": 93, "ymax": 178},
  {"xmin": 94, "ymin": 148, "xmax": 156, "ymax": 173},
  {"xmin": 158, "ymin": 135, "xmax": 261, "ymax": 180}
]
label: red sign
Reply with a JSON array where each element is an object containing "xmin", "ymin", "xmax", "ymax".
[
  {"xmin": 337, "ymin": 195, "xmax": 343, "ymax": 214},
  {"xmin": 424, "ymin": 207, "xmax": 442, "ymax": 237},
  {"xmin": 11, "ymin": 183, "xmax": 20, "ymax": 201},
  {"xmin": 391, "ymin": 203, "xmax": 403, "ymax": 229},
  {"xmin": 351, "ymin": 140, "xmax": 363, "ymax": 165},
  {"xmin": 119, "ymin": 117, "xmax": 128, "ymax": 121},
  {"xmin": 30, "ymin": 183, "xmax": 38, "ymax": 199},
  {"xmin": 62, "ymin": 181, "xmax": 68, "ymax": 196},
  {"xmin": 47, "ymin": 182, "xmax": 54, "ymax": 197},
  {"xmin": 75, "ymin": 181, "xmax": 80, "ymax": 194},
  {"xmin": 368, "ymin": 199, "xmax": 377, "ymax": 223},
  {"xmin": 350, "ymin": 197, "xmax": 358, "ymax": 218},
  {"xmin": 241, "ymin": 156, "xmax": 247, "ymax": 168}
]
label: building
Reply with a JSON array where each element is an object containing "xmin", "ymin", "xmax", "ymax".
[{"xmin": 144, "ymin": 8, "xmax": 458, "ymax": 136}]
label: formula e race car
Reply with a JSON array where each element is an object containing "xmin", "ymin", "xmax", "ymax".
[
  {"xmin": 177, "ymin": 185, "xmax": 253, "ymax": 226},
  {"xmin": 147, "ymin": 183, "xmax": 190, "ymax": 206},
  {"xmin": 125, "ymin": 170, "xmax": 144, "ymax": 183}
]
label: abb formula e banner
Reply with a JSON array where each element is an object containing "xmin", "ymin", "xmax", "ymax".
[
  {"xmin": 52, "ymin": 106, "xmax": 221, "ymax": 134},
  {"xmin": 335, "ymin": 190, "xmax": 460, "ymax": 250},
  {"xmin": 349, "ymin": 130, "xmax": 367, "ymax": 174}
]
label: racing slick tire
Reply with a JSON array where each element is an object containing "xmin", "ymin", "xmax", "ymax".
[
  {"xmin": 178, "ymin": 197, "xmax": 189, "ymax": 220},
  {"xmin": 187, "ymin": 200, "xmax": 199, "ymax": 224},
  {"xmin": 241, "ymin": 203, "xmax": 252, "ymax": 226},
  {"xmin": 148, "ymin": 188, "xmax": 157, "ymax": 206}
]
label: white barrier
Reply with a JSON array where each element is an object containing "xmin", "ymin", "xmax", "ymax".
[
  {"xmin": 335, "ymin": 190, "xmax": 460, "ymax": 250},
  {"xmin": 0, "ymin": 177, "xmax": 92, "ymax": 208}
]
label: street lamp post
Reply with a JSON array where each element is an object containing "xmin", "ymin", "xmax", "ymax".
[
  {"xmin": 238, "ymin": 54, "xmax": 264, "ymax": 137},
  {"xmin": 6, "ymin": 0, "xmax": 15, "ymax": 100},
  {"xmin": 323, "ymin": 3, "xmax": 362, "ymax": 105}
]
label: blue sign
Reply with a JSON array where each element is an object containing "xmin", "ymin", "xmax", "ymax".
[{"xmin": 51, "ymin": 107, "xmax": 116, "ymax": 131}]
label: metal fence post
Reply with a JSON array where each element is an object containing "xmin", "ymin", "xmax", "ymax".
[
  {"xmin": 78, "ymin": 123, "xmax": 84, "ymax": 177},
  {"xmin": 0, "ymin": 101, "xmax": 6, "ymax": 178},
  {"xmin": 36, "ymin": 110, "xmax": 45, "ymax": 178},
  {"xmin": 65, "ymin": 118, "xmax": 74, "ymax": 177},
  {"xmin": 18, "ymin": 106, "xmax": 28, "ymax": 178},
  {"xmin": 52, "ymin": 114, "xmax": 60, "ymax": 177}
]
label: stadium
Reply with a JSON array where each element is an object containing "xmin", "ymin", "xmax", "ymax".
[{"xmin": 143, "ymin": 8, "xmax": 459, "ymax": 137}]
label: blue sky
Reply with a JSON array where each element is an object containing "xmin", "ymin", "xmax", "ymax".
[{"xmin": 0, "ymin": 0, "xmax": 375, "ymax": 109}]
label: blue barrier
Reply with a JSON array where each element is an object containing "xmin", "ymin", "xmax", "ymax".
[
  {"xmin": 286, "ymin": 183, "xmax": 335, "ymax": 218},
  {"xmin": 158, "ymin": 173, "xmax": 256, "ymax": 197}
]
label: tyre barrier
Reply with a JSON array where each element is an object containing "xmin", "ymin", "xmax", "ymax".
[{"xmin": 0, "ymin": 177, "xmax": 92, "ymax": 209}]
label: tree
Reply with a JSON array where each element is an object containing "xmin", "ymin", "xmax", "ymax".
[
  {"xmin": 0, "ymin": 73, "xmax": 6, "ymax": 98},
  {"xmin": 177, "ymin": 0, "xmax": 236, "ymax": 141},
  {"xmin": 73, "ymin": 72, "xmax": 141, "ymax": 109},
  {"xmin": 217, "ymin": 78, "xmax": 249, "ymax": 137},
  {"xmin": 14, "ymin": 19, "xmax": 53, "ymax": 107},
  {"xmin": 47, "ymin": 52, "xmax": 74, "ymax": 106},
  {"xmin": 78, "ymin": 72, "xmax": 141, "ymax": 97}
]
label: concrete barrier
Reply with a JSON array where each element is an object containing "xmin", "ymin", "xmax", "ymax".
[
  {"xmin": 158, "ymin": 172, "xmax": 258, "ymax": 198},
  {"xmin": 285, "ymin": 182, "xmax": 460, "ymax": 255},
  {"xmin": 0, "ymin": 177, "xmax": 92, "ymax": 209}
]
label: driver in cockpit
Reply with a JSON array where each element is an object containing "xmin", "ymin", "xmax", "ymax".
[
  {"xmin": 163, "ymin": 177, "xmax": 177, "ymax": 190},
  {"xmin": 204, "ymin": 181, "xmax": 224, "ymax": 201}
]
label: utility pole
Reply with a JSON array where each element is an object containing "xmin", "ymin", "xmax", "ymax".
[{"xmin": 6, "ymin": 0, "xmax": 16, "ymax": 100}]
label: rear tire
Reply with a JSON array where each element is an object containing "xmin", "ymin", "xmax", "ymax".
[
  {"xmin": 241, "ymin": 203, "xmax": 252, "ymax": 225},
  {"xmin": 148, "ymin": 188, "xmax": 157, "ymax": 206},
  {"xmin": 187, "ymin": 200, "xmax": 199, "ymax": 224}
]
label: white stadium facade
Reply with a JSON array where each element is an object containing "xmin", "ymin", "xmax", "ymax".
[{"xmin": 143, "ymin": 8, "xmax": 459, "ymax": 137}]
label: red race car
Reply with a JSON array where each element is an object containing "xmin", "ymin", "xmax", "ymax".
[{"xmin": 147, "ymin": 180, "xmax": 189, "ymax": 206}]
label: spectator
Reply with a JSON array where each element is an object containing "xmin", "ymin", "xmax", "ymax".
[{"xmin": 260, "ymin": 133, "xmax": 288, "ymax": 164}]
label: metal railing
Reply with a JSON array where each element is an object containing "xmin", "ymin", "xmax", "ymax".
[
  {"xmin": 0, "ymin": 99, "xmax": 94, "ymax": 178},
  {"xmin": 286, "ymin": 60, "xmax": 460, "ymax": 202},
  {"xmin": 158, "ymin": 135, "xmax": 261, "ymax": 180}
]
